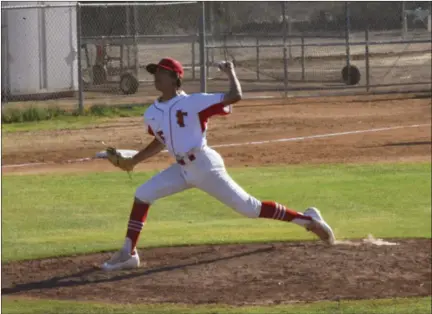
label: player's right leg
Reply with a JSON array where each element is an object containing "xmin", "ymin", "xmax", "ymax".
[
  {"xmin": 197, "ymin": 168, "xmax": 335, "ymax": 245},
  {"xmin": 101, "ymin": 163, "xmax": 191, "ymax": 271}
]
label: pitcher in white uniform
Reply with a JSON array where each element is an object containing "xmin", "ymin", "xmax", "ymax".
[{"xmin": 102, "ymin": 57, "xmax": 335, "ymax": 271}]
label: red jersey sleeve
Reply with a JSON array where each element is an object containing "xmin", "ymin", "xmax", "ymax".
[{"xmin": 198, "ymin": 102, "xmax": 232, "ymax": 132}]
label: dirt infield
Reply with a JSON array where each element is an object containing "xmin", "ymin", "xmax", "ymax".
[
  {"xmin": 2, "ymin": 94, "xmax": 431, "ymax": 173},
  {"xmin": 2, "ymin": 94, "xmax": 431, "ymax": 306}
]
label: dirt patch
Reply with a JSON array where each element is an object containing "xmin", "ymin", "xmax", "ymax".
[
  {"xmin": 2, "ymin": 239, "xmax": 431, "ymax": 305},
  {"xmin": 2, "ymin": 94, "xmax": 431, "ymax": 174}
]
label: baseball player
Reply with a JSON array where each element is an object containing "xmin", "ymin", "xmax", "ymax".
[{"xmin": 102, "ymin": 57, "xmax": 335, "ymax": 271}]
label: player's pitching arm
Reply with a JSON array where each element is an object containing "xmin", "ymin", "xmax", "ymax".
[{"xmin": 220, "ymin": 61, "xmax": 243, "ymax": 105}]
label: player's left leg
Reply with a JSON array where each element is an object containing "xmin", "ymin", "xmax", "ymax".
[
  {"xmin": 196, "ymin": 168, "xmax": 335, "ymax": 244},
  {"xmin": 101, "ymin": 163, "xmax": 191, "ymax": 271}
]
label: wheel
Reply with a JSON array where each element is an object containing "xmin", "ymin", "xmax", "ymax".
[
  {"xmin": 341, "ymin": 65, "xmax": 361, "ymax": 85},
  {"xmin": 120, "ymin": 73, "xmax": 139, "ymax": 95},
  {"xmin": 92, "ymin": 64, "xmax": 107, "ymax": 85}
]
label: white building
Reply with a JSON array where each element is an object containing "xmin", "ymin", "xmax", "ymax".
[{"xmin": 1, "ymin": 1, "xmax": 78, "ymax": 99}]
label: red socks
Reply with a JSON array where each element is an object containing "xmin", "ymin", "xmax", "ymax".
[
  {"xmin": 259, "ymin": 201, "xmax": 311, "ymax": 225},
  {"xmin": 125, "ymin": 199, "xmax": 150, "ymax": 254}
]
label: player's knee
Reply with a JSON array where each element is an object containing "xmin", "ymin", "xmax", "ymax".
[
  {"xmin": 232, "ymin": 197, "xmax": 261, "ymax": 218},
  {"xmin": 134, "ymin": 185, "xmax": 154, "ymax": 204}
]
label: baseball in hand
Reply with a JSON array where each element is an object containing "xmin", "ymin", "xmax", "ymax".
[{"xmin": 218, "ymin": 61, "xmax": 234, "ymax": 73}]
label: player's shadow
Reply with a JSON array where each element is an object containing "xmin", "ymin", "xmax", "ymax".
[{"xmin": 2, "ymin": 246, "xmax": 275, "ymax": 295}]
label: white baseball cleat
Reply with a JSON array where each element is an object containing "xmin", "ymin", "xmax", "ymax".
[
  {"xmin": 304, "ymin": 207, "xmax": 335, "ymax": 245},
  {"xmin": 101, "ymin": 249, "xmax": 140, "ymax": 271}
]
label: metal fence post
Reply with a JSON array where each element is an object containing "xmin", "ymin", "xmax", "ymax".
[
  {"xmin": 301, "ymin": 34, "xmax": 305, "ymax": 81},
  {"xmin": 365, "ymin": 28, "xmax": 370, "ymax": 92},
  {"xmin": 345, "ymin": 1, "xmax": 351, "ymax": 85},
  {"xmin": 256, "ymin": 37, "xmax": 260, "ymax": 81},
  {"xmin": 282, "ymin": 1, "xmax": 288, "ymax": 97},
  {"xmin": 126, "ymin": 5, "xmax": 131, "ymax": 69},
  {"xmin": 206, "ymin": 46, "xmax": 209, "ymax": 76},
  {"xmin": 133, "ymin": 4, "xmax": 139, "ymax": 77},
  {"xmin": 401, "ymin": 1, "xmax": 407, "ymax": 39},
  {"xmin": 208, "ymin": 2, "xmax": 214, "ymax": 65},
  {"xmin": 76, "ymin": 3, "xmax": 84, "ymax": 114},
  {"xmin": 191, "ymin": 39, "xmax": 196, "ymax": 80},
  {"xmin": 199, "ymin": 1, "xmax": 206, "ymax": 93}
]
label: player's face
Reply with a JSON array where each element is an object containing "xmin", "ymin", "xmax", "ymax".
[{"xmin": 154, "ymin": 68, "xmax": 177, "ymax": 92}]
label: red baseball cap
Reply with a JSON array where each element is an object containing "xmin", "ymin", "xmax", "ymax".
[{"xmin": 146, "ymin": 58, "xmax": 184, "ymax": 79}]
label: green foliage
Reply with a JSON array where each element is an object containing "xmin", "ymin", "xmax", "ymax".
[
  {"xmin": 1, "ymin": 107, "xmax": 67, "ymax": 123},
  {"xmin": 1, "ymin": 104, "xmax": 148, "ymax": 124}
]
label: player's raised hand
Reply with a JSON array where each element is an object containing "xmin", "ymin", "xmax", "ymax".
[{"xmin": 218, "ymin": 61, "xmax": 235, "ymax": 74}]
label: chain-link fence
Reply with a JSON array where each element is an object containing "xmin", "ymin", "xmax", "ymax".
[
  {"xmin": 208, "ymin": 1, "xmax": 431, "ymax": 96},
  {"xmin": 1, "ymin": 1, "xmax": 431, "ymax": 109}
]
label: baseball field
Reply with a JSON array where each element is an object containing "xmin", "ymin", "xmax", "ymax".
[{"xmin": 2, "ymin": 93, "xmax": 431, "ymax": 313}]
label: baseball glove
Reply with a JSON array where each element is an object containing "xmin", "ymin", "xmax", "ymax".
[{"xmin": 106, "ymin": 147, "xmax": 135, "ymax": 172}]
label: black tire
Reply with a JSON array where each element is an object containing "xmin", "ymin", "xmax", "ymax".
[
  {"xmin": 120, "ymin": 73, "xmax": 139, "ymax": 95},
  {"xmin": 341, "ymin": 65, "xmax": 361, "ymax": 85},
  {"xmin": 92, "ymin": 64, "xmax": 107, "ymax": 85}
]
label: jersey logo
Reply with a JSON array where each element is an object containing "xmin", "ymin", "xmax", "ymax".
[{"xmin": 176, "ymin": 110, "xmax": 188, "ymax": 127}]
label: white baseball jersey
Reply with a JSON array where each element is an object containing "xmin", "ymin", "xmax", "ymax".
[
  {"xmin": 143, "ymin": 91, "xmax": 232, "ymax": 157},
  {"xmin": 136, "ymin": 90, "xmax": 262, "ymax": 219}
]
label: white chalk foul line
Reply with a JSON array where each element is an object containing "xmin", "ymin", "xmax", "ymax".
[
  {"xmin": 2, "ymin": 123, "xmax": 430, "ymax": 169},
  {"xmin": 210, "ymin": 123, "xmax": 431, "ymax": 149}
]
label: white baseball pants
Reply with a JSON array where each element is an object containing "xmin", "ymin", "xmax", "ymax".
[{"xmin": 135, "ymin": 146, "xmax": 262, "ymax": 218}]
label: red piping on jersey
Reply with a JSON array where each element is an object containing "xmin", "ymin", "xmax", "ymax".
[
  {"xmin": 147, "ymin": 126, "xmax": 155, "ymax": 136},
  {"xmin": 198, "ymin": 103, "xmax": 230, "ymax": 132},
  {"xmin": 167, "ymin": 99, "xmax": 183, "ymax": 156}
]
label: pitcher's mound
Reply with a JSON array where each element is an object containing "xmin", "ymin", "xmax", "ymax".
[{"xmin": 2, "ymin": 239, "xmax": 431, "ymax": 305}]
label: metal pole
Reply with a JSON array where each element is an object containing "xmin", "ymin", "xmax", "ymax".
[
  {"xmin": 126, "ymin": 5, "xmax": 131, "ymax": 69},
  {"xmin": 199, "ymin": 1, "xmax": 207, "ymax": 92},
  {"xmin": 256, "ymin": 37, "xmax": 260, "ymax": 80},
  {"xmin": 401, "ymin": 1, "xmax": 407, "ymax": 39},
  {"xmin": 206, "ymin": 46, "xmax": 209, "ymax": 75},
  {"xmin": 288, "ymin": 17, "xmax": 292, "ymax": 59},
  {"xmin": 192, "ymin": 39, "xmax": 196, "ymax": 80},
  {"xmin": 209, "ymin": 2, "xmax": 215, "ymax": 65},
  {"xmin": 301, "ymin": 34, "xmax": 305, "ymax": 81},
  {"xmin": 282, "ymin": 1, "xmax": 288, "ymax": 97},
  {"xmin": 76, "ymin": 3, "xmax": 84, "ymax": 114},
  {"xmin": 345, "ymin": 1, "xmax": 351, "ymax": 84},
  {"xmin": 133, "ymin": 4, "xmax": 139, "ymax": 77},
  {"xmin": 365, "ymin": 28, "xmax": 370, "ymax": 92}
]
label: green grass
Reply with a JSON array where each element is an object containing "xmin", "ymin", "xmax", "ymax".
[
  {"xmin": 2, "ymin": 163, "xmax": 431, "ymax": 262},
  {"xmin": 2, "ymin": 296, "xmax": 431, "ymax": 314},
  {"xmin": 2, "ymin": 163, "xmax": 431, "ymax": 314},
  {"xmin": 1, "ymin": 115, "xmax": 113, "ymax": 132},
  {"xmin": 1, "ymin": 104, "xmax": 148, "ymax": 132}
]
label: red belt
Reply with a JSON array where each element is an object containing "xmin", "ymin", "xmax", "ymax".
[{"xmin": 176, "ymin": 153, "xmax": 196, "ymax": 165}]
